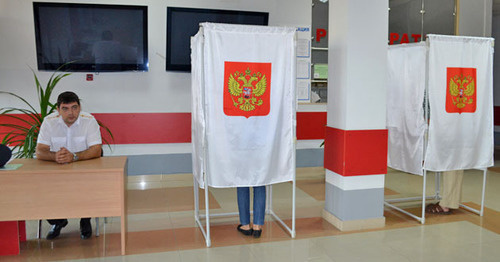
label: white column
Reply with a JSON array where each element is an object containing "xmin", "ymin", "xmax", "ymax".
[{"xmin": 322, "ymin": 0, "xmax": 388, "ymax": 231}]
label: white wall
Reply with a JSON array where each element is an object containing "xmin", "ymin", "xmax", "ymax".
[{"xmin": 0, "ymin": 0, "xmax": 311, "ymax": 114}]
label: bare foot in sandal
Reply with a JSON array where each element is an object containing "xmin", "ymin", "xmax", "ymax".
[{"xmin": 425, "ymin": 202, "xmax": 452, "ymax": 215}]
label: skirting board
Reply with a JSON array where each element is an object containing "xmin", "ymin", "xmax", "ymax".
[{"xmin": 322, "ymin": 209, "xmax": 385, "ymax": 231}]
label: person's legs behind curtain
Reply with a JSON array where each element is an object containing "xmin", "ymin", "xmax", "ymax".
[
  {"xmin": 440, "ymin": 169, "xmax": 464, "ymax": 210},
  {"xmin": 236, "ymin": 187, "xmax": 253, "ymax": 235},
  {"xmin": 252, "ymin": 186, "xmax": 266, "ymax": 238}
]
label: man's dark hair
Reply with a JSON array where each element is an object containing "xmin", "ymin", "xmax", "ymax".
[{"xmin": 57, "ymin": 91, "xmax": 80, "ymax": 108}]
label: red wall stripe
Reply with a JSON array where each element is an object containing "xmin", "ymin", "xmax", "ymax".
[
  {"xmin": 296, "ymin": 112, "xmax": 327, "ymax": 139},
  {"xmin": 4, "ymin": 107, "xmax": 500, "ymax": 145},
  {"xmin": 324, "ymin": 126, "xmax": 388, "ymax": 176},
  {"xmin": 93, "ymin": 113, "xmax": 192, "ymax": 144},
  {"xmin": 1, "ymin": 112, "xmax": 326, "ymax": 144},
  {"xmin": 0, "ymin": 114, "xmax": 38, "ymax": 146}
]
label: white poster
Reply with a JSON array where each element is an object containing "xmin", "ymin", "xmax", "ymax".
[
  {"xmin": 297, "ymin": 80, "xmax": 310, "ymax": 101},
  {"xmin": 192, "ymin": 23, "xmax": 296, "ymax": 188},
  {"xmin": 387, "ymin": 43, "xmax": 427, "ymax": 175},
  {"xmin": 296, "ymin": 58, "xmax": 310, "ymax": 79},
  {"xmin": 424, "ymin": 35, "xmax": 494, "ymax": 171},
  {"xmin": 296, "ymin": 38, "xmax": 310, "ymax": 58},
  {"xmin": 296, "ymin": 27, "xmax": 311, "ymax": 102}
]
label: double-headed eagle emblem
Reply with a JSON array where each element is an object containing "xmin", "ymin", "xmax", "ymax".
[
  {"xmin": 449, "ymin": 74, "xmax": 475, "ymax": 109},
  {"xmin": 228, "ymin": 68, "xmax": 267, "ymax": 112}
]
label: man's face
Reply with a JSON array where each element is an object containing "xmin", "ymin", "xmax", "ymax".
[{"xmin": 57, "ymin": 102, "xmax": 81, "ymax": 126}]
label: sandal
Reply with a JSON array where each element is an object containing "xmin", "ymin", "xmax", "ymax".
[
  {"xmin": 425, "ymin": 203, "xmax": 452, "ymax": 215},
  {"xmin": 237, "ymin": 224, "xmax": 253, "ymax": 236},
  {"xmin": 252, "ymin": 229, "xmax": 262, "ymax": 238}
]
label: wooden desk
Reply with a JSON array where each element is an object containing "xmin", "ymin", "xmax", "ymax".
[{"xmin": 0, "ymin": 157, "xmax": 128, "ymax": 255}]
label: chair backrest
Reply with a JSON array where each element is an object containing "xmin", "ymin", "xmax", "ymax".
[{"xmin": 0, "ymin": 144, "xmax": 12, "ymax": 167}]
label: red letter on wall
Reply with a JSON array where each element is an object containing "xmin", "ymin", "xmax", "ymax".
[
  {"xmin": 411, "ymin": 34, "xmax": 422, "ymax": 42},
  {"xmin": 400, "ymin": 33, "xmax": 410, "ymax": 44},
  {"xmin": 389, "ymin": 33, "xmax": 399, "ymax": 45},
  {"xmin": 316, "ymin": 28, "xmax": 327, "ymax": 43}
]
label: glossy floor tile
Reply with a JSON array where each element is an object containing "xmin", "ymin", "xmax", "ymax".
[
  {"xmin": 59, "ymin": 221, "xmax": 500, "ymax": 262},
  {"xmin": 3, "ymin": 161, "xmax": 500, "ymax": 261}
]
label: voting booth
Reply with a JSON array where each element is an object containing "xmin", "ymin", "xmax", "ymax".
[
  {"xmin": 191, "ymin": 23, "xmax": 297, "ymax": 246},
  {"xmin": 386, "ymin": 35, "xmax": 494, "ymax": 223}
]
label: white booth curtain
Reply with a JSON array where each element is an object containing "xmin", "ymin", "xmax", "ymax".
[
  {"xmin": 387, "ymin": 35, "xmax": 494, "ymax": 174},
  {"xmin": 191, "ymin": 23, "xmax": 296, "ymax": 188},
  {"xmin": 424, "ymin": 35, "xmax": 494, "ymax": 171},
  {"xmin": 387, "ymin": 43, "xmax": 427, "ymax": 175}
]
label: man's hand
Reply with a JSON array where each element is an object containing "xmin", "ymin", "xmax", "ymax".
[
  {"xmin": 36, "ymin": 143, "xmax": 56, "ymax": 162},
  {"xmin": 55, "ymin": 147, "xmax": 73, "ymax": 164},
  {"xmin": 36, "ymin": 143, "xmax": 102, "ymax": 163}
]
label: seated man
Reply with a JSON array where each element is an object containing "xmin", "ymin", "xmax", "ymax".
[{"xmin": 35, "ymin": 91, "xmax": 102, "ymax": 240}]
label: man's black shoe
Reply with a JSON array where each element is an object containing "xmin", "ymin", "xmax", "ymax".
[
  {"xmin": 80, "ymin": 219, "xmax": 92, "ymax": 240},
  {"xmin": 80, "ymin": 230, "xmax": 92, "ymax": 239},
  {"xmin": 46, "ymin": 220, "xmax": 68, "ymax": 240}
]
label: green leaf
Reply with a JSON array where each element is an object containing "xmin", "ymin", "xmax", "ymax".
[{"xmin": 97, "ymin": 119, "xmax": 115, "ymax": 150}]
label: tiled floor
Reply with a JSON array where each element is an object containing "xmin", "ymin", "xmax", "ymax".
[{"xmin": 3, "ymin": 164, "xmax": 500, "ymax": 261}]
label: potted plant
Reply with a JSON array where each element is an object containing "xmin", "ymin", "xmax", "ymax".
[{"xmin": 0, "ymin": 65, "xmax": 113, "ymax": 158}]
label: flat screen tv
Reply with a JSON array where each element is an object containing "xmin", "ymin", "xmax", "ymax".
[
  {"xmin": 33, "ymin": 2, "xmax": 148, "ymax": 72},
  {"xmin": 166, "ymin": 7, "xmax": 269, "ymax": 72}
]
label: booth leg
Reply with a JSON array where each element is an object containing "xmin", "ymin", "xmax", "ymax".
[
  {"xmin": 480, "ymin": 169, "xmax": 487, "ymax": 216},
  {"xmin": 421, "ymin": 170, "xmax": 427, "ymax": 224},
  {"xmin": 204, "ymin": 175, "xmax": 211, "ymax": 247},
  {"xmin": 194, "ymin": 178, "xmax": 199, "ymax": 219},
  {"xmin": 291, "ymin": 176, "xmax": 296, "ymax": 238}
]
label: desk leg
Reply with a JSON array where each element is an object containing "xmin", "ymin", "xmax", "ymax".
[
  {"xmin": 0, "ymin": 221, "xmax": 20, "ymax": 256},
  {"xmin": 121, "ymin": 215, "xmax": 126, "ymax": 255},
  {"xmin": 120, "ymin": 162, "xmax": 128, "ymax": 255},
  {"xmin": 121, "ymin": 170, "xmax": 127, "ymax": 256},
  {"xmin": 18, "ymin": 221, "xmax": 26, "ymax": 242}
]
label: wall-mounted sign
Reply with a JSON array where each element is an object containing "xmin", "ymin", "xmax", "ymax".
[
  {"xmin": 316, "ymin": 28, "xmax": 327, "ymax": 42},
  {"xmin": 389, "ymin": 33, "xmax": 422, "ymax": 45}
]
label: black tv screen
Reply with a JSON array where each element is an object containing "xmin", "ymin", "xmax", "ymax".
[
  {"xmin": 33, "ymin": 2, "xmax": 148, "ymax": 72},
  {"xmin": 166, "ymin": 7, "xmax": 269, "ymax": 72}
]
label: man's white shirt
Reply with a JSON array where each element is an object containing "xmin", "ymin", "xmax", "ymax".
[{"xmin": 37, "ymin": 111, "xmax": 102, "ymax": 153}]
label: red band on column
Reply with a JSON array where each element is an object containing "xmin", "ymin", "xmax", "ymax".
[{"xmin": 324, "ymin": 126, "xmax": 387, "ymax": 176}]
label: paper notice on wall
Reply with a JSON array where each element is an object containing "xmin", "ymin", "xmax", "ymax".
[
  {"xmin": 297, "ymin": 39, "xmax": 310, "ymax": 58},
  {"xmin": 313, "ymin": 64, "xmax": 328, "ymax": 79},
  {"xmin": 296, "ymin": 27, "xmax": 311, "ymax": 102},
  {"xmin": 297, "ymin": 80, "xmax": 310, "ymax": 101},
  {"xmin": 297, "ymin": 58, "xmax": 310, "ymax": 79}
]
